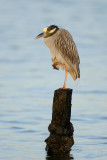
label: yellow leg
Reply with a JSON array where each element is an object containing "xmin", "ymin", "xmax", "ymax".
[
  {"xmin": 63, "ymin": 68, "xmax": 68, "ymax": 89},
  {"xmin": 52, "ymin": 62, "xmax": 68, "ymax": 89}
]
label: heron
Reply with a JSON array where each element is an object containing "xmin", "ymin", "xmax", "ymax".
[{"xmin": 35, "ymin": 25, "xmax": 80, "ymax": 88}]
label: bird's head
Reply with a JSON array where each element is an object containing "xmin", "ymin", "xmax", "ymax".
[{"xmin": 35, "ymin": 25, "xmax": 59, "ymax": 39}]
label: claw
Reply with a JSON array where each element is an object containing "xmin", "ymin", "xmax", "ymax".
[{"xmin": 52, "ymin": 64, "xmax": 59, "ymax": 70}]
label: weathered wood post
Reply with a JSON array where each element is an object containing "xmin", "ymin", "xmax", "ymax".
[{"xmin": 45, "ymin": 88, "xmax": 74, "ymax": 153}]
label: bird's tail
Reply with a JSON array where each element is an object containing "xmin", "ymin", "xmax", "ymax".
[{"xmin": 69, "ymin": 69, "xmax": 80, "ymax": 80}]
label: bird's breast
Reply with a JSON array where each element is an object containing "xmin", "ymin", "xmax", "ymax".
[
  {"xmin": 44, "ymin": 36, "xmax": 56, "ymax": 60},
  {"xmin": 44, "ymin": 36, "xmax": 54, "ymax": 49},
  {"xmin": 44, "ymin": 32, "xmax": 69, "ymax": 68}
]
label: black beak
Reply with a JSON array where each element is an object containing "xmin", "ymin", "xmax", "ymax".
[{"xmin": 34, "ymin": 32, "xmax": 44, "ymax": 39}]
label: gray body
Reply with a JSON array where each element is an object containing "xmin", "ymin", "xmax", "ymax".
[{"xmin": 44, "ymin": 28, "xmax": 80, "ymax": 80}]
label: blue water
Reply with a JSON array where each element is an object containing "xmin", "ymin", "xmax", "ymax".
[{"xmin": 0, "ymin": 0, "xmax": 107, "ymax": 159}]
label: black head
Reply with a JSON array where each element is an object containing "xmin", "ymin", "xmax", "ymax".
[
  {"xmin": 47, "ymin": 25, "xmax": 59, "ymax": 32},
  {"xmin": 35, "ymin": 25, "xmax": 59, "ymax": 39}
]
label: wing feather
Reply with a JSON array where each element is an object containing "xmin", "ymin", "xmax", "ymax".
[{"xmin": 55, "ymin": 29, "xmax": 80, "ymax": 79}]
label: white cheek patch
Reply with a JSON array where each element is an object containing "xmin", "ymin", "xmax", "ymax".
[
  {"xmin": 43, "ymin": 27, "xmax": 48, "ymax": 32},
  {"xmin": 49, "ymin": 28, "xmax": 56, "ymax": 33}
]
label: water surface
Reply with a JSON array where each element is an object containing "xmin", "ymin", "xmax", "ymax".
[{"xmin": 0, "ymin": 0, "xmax": 107, "ymax": 159}]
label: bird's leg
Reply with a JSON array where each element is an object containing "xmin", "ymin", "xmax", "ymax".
[
  {"xmin": 52, "ymin": 62, "xmax": 68, "ymax": 89},
  {"xmin": 63, "ymin": 68, "xmax": 68, "ymax": 89}
]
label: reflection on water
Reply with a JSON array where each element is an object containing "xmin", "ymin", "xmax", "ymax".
[
  {"xmin": 46, "ymin": 153, "xmax": 74, "ymax": 160},
  {"xmin": 0, "ymin": 0, "xmax": 107, "ymax": 159}
]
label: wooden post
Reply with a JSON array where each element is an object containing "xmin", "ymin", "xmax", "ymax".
[{"xmin": 45, "ymin": 89, "xmax": 74, "ymax": 153}]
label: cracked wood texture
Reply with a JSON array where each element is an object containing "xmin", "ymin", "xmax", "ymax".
[{"xmin": 45, "ymin": 89, "xmax": 74, "ymax": 153}]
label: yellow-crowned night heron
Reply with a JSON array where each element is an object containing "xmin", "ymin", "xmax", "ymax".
[{"xmin": 35, "ymin": 25, "xmax": 80, "ymax": 88}]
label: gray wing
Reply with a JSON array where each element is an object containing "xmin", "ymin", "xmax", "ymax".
[{"xmin": 55, "ymin": 29, "xmax": 80, "ymax": 78}]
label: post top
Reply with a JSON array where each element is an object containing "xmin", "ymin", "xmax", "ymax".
[{"xmin": 55, "ymin": 88, "xmax": 73, "ymax": 93}]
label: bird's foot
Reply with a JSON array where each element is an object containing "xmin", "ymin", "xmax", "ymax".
[
  {"xmin": 59, "ymin": 87, "xmax": 66, "ymax": 89},
  {"xmin": 52, "ymin": 63, "xmax": 59, "ymax": 70}
]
